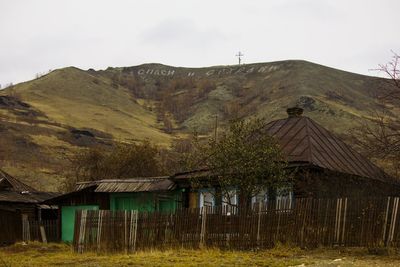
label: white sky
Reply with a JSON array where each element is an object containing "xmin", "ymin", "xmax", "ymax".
[{"xmin": 0, "ymin": 0, "xmax": 399, "ymax": 86}]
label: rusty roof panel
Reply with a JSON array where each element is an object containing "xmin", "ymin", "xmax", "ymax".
[{"xmin": 264, "ymin": 116, "xmax": 391, "ymax": 183}]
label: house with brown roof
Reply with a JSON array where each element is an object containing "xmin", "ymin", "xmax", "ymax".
[
  {"xmin": 263, "ymin": 107, "xmax": 399, "ymax": 198},
  {"xmin": 172, "ymin": 108, "xmax": 400, "ymax": 208}
]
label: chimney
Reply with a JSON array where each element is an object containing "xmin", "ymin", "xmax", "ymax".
[{"xmin": 286, "ymin": 107, "xmax": 303, "ymax": 118}]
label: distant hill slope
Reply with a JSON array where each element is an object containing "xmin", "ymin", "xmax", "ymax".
[{"xmin": 0, "ymin": 60, "xmax": 395, "ymax": 190}]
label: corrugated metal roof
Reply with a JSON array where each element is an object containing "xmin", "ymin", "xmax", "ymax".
[
  {"xmin": 264, "ymin": 116, "xmax": 392, "ymax": 183},
  {"xmin": 75, "ymin": 177, "xmax": 176, "ymax": 193}
]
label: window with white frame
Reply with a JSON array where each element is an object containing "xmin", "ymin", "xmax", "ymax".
[
  {"xmin": 222, "ymin": 189, "xmax": 238, "ymax": 207},
  {"xmin": 251, "ymin": 188, "xmax": 268, "ymax": 206},
  {"xmin": 199, "ymin": 190, "xmax": 215, "ymax": 208},
  {"xmin": 276, "ymin": 186, "xmax": 293, "ymax": 210}
]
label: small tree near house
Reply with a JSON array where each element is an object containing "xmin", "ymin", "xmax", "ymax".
[{"xmin": 186, "ymin": 117, "xmax": 290, "ymax": 208}]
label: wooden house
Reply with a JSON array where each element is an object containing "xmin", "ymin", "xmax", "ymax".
[
  {"xmin": 45, "ymin": 177, "xmax": 183, "ymax": 242},
  {"xmin": 0, "ymin": 169, "xmax": 58, "ymax": 244},
  {"xmin": 0, "ymin": 169, "xmax": 58, "ymax": 220},
  {"xmin": 172, "ymin": 108, "xmax": 400, "ymax": 208}
]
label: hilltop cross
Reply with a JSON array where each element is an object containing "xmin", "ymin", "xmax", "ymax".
[{"xmin": 236, "ymin": 51, "xmax": 244, "ymax": 65}]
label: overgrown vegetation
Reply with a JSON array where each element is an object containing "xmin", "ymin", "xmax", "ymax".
[
  {"xmin": 66, "ymin": 141, "xmax": 163, "ymax": 191},
  {"xmin": 185, "ymin": 117, "xmax": 289, "ymax": 207},
  {"xmin": 2, "ymin": 242, "xmax": 400, "ymax": 267},
  {"xmin": 64, "ymin": 117, "xmax": 288, "ymax": 198}
]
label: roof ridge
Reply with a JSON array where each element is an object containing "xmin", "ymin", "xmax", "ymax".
[{"xmin": 0, "ymin": 169, "xmax": 37, "ymax": 192}]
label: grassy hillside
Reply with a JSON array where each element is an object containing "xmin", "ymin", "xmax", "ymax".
[
  {"xmin": 0, "ymin": 60, "xmax": 394, "ymax": 190},
  {"xmin": 5, "ymin": 67, "xmax": 171, "ymax": 144}
]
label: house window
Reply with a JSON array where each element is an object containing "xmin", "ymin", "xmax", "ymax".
[
  {"xmin": 222, "ymin": 190, "xmax": 238, "ymax": 207},
  {"xmin": 251, "ymin": 188, "xmax": 268, "ymax": 208},
  {"xmin": 221, "ymin": 190, "xmax": 238, "ymax": 215},
  {"xmin": 199, "ymin": 190, "xmax": 215, "ymax": 208},
  {"xmin": 276, "ymin": 186, "xmax": 293, "ymax": 210}
]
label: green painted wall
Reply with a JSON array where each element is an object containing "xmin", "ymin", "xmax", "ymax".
[
  {"xmin": 61, "ymin": 205, "xmax": 98, "ymax": 242},
  {"xmin": 110, "ymin": 191, "xmax": 181, "ymax": 212}
]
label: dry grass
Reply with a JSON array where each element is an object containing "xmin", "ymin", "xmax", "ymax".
[
  {"xmin": 8, "ymin": 67, "xmax": 172, "ymax": 145},
  {"xmin": 1, "ymin": 243, "xmax": 400, "ymax": 267},
  {"xmin": 0, "ymin": 61, "xmax": 395, "ymax": 190}
]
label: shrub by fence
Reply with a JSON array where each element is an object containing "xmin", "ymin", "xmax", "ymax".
[{"xmin": 73, "ymin": 197, "xmax": 400, "ymax": 253}]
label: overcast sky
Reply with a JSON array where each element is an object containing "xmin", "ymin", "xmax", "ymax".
[{"xmin": 0, "ymin": 0, "xmax": 399, "ymax": 86}]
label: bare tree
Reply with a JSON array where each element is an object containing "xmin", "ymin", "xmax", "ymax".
[
  {"xmin": 351, "ymin": 52, "xmax": 400, "ymax": 177},
  {"xmin": 375, "ymin": 51, "xmax": 400, "ymax": 101}
]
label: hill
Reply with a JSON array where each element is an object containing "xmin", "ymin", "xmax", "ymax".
[{"xmin": 0, "ymin": 60, "xmax": 394, "ymax": 190}]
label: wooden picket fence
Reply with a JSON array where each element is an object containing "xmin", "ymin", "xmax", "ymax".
[
  {"xmin": 73, "ymin": 197, "xmax": 400, "ymax": 253},
  {"xmin": 24, "ymin": 220, "xmax": 59, "ymax": 243}
]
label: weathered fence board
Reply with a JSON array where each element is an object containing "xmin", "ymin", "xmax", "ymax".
[
  {"xmin": 73, "ymin": 197, "xmax": 400, "ymax": 253},
  {"xmin": 26, "ymin": 220, "xmax": 59, "ymax": 243}
]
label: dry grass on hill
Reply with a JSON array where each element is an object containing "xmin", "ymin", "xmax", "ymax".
[{"xmin": 0, "ymin": 60, "xmax": 397, "ymax": 190}]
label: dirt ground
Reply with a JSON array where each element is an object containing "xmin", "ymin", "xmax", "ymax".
[{"xmin": 1, "ymin": 243, "xmax": 400, "ymax": 266}]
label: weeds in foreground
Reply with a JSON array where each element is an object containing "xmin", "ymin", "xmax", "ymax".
[{"xmin": 1, "ymin": 242, "xmax": 400, "ymax": 266}]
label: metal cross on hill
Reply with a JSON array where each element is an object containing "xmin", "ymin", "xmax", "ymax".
[{"xmin": 236, "ymin": 51, "xmax": 244, "ymax": 65}]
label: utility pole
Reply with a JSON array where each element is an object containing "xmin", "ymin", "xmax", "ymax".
[{"xmin": 236, "ymin": 51, "xmax": 244, "ymax": 65}]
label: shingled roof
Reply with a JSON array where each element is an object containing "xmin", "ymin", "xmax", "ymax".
[{"xmin": 264, "ymin": 107, "xmax": 391, "ymax": 183}]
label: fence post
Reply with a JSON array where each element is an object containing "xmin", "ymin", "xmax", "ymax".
[
  {"xmin": 257, "ymin": 202, "xmax": 262, "ymax": 246},
  {"xmin": 341, "ymin": 198, "xmax": 347, "ymax": 245},
  {"xmin": 334, "ymin": 198, "xmax": 343, "ymax": 245},
  {"xmin": 200, "ymin": 207, "xmax": 207, "ymax": 248},
  {"xmin": 40, "ymin": 225, "xmax": 47, "ymax": 244},
  {"xmin": 134, "ymin": 210, "xmax": 138, "ymax": 252},
  {"xmin": 383, "ymin": 197, "xmax": 391, "ymax": 245},
  {"xmin": 129, "ymin": 211, "xmax": 133, "ymax": 252},
  {"xmin": 77, "ymin": 210, "xmax": 87, "ymax": 253},
  {"xmin": 387, "ymin": 197, "xmax": 399, "ymax": 246},
  {"xmin": 129, "ymin": 210, "xmax": 138, "ymax": 252},
  {"xmin": 97, "ymin": 210, "xmax": 103, "ymax": 253},
  {"xmin": 124, "ymin": 211, "xmax": 128, "ymax": 254},
  {"xmin": 22, "ymin": 214, "xmax": 30, "ymax": 243}
]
